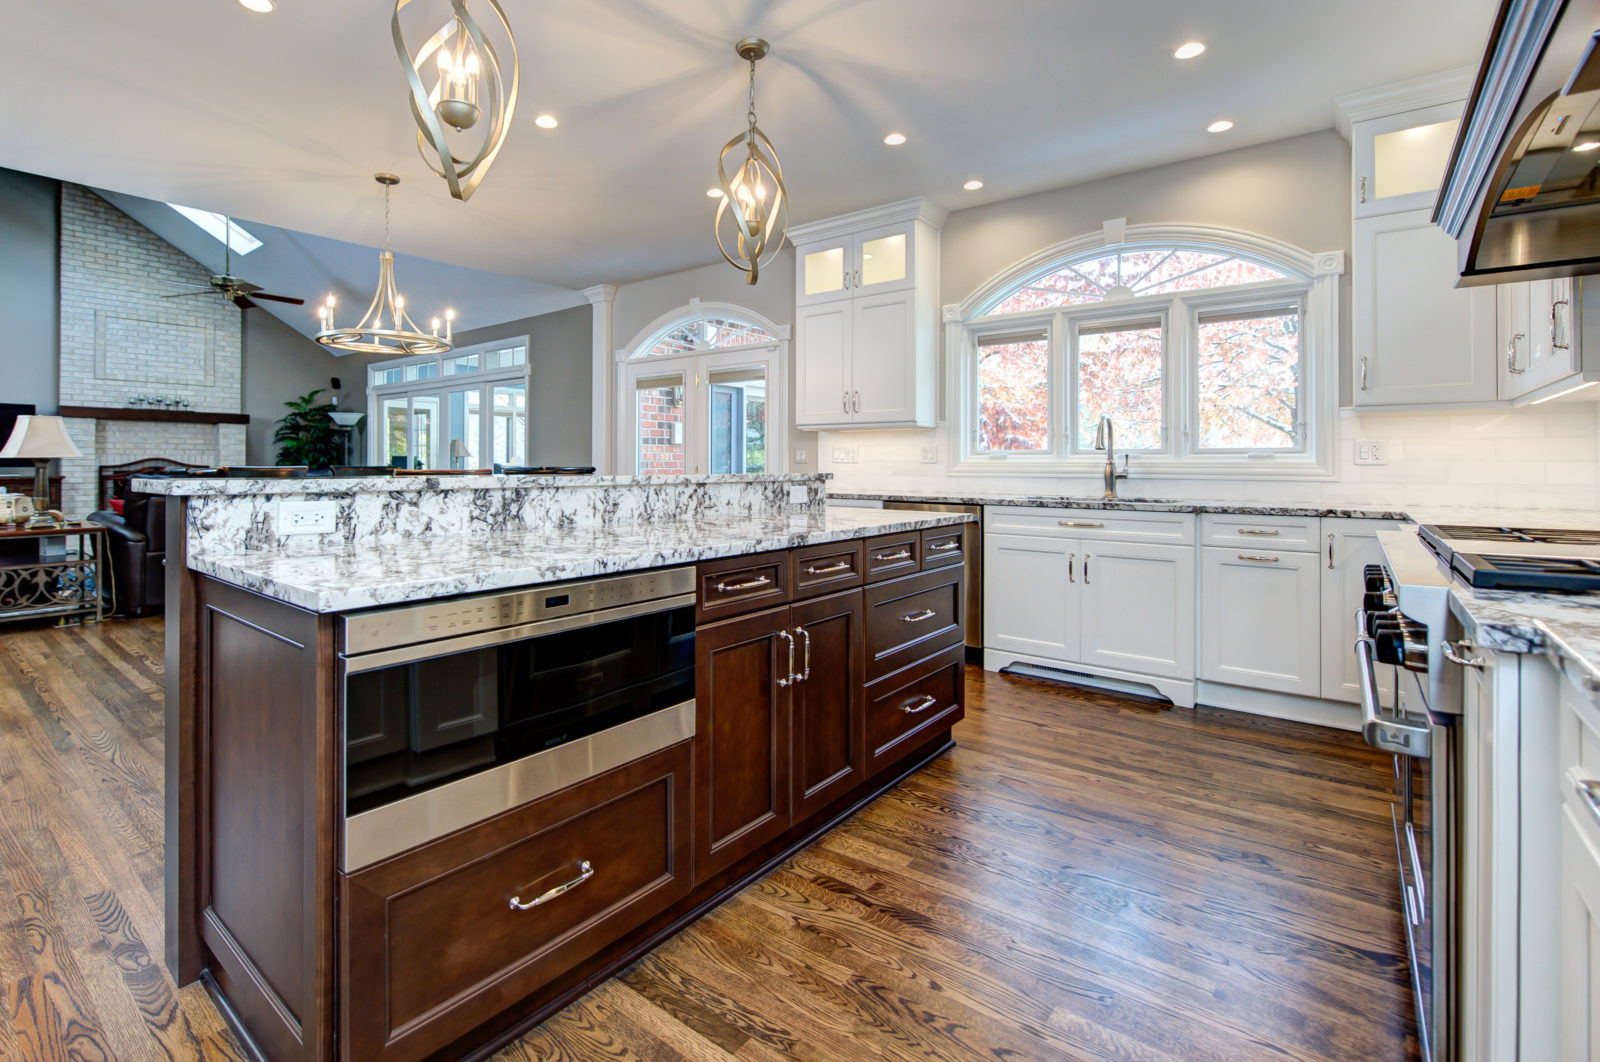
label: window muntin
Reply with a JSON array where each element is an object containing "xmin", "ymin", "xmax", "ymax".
[
  {"xmin": 1073, "ymin": 320, "xmax": 1164, "ymax": 451},
  {"xmin": 988, "ymin": 247, "xmax": 1290, "ymax": 315},
  {"xmin": 644, "ymin": 316, "xmax": 776, "ymax": 357},
  {"xmin": 976, "ymin": 332, "xmax": 1050, "ymax": 452},
  {"xmin": 1195, "ymin": 307, "xmax": 1303, "ymax": 451}
]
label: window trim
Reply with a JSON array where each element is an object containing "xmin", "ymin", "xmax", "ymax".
[
  {"xmin": 1066, "ymin": 307, "xmax": 1170, "ymax": 456},
  {"xmin": 366, "ymin": 335, "xmax": 532, "ymax": 468},
  {"xmin": 1188, "ymin": 295, "xmax": 1309, "ymax": 456},
  {"xmin": 947, "ymin": 224, "xmax": 1344, "ymax": 480}
]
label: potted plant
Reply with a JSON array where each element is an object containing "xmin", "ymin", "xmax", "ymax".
[{"xmin": 274, "ymin": 389, "xmax": 344, "ymax": 469}]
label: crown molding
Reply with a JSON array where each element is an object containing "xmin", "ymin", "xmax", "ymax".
[
  {"xmin": 1332, "ymin": 66, "xmax": 1476, "ymax": 139},
  {"xmin": 787, "ymin": 196, "xmax": 949, "ymax": 245}
]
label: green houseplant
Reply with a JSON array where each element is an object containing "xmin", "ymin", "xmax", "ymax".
[{"xmin": 273, "ymin": 389, "xmax": 344, "ymax": 469}]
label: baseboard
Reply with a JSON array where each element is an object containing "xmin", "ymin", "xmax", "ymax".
[
  {"xmin": 983, "ymin": 649, "xmax": 1196, "ymax": 708},
  {"xmin": 1196, "ymin": 681, "xmax": 1361, "ymax": 731}
]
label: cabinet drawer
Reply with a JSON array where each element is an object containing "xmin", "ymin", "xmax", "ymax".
[
  {"xmin": 864, "ymin": 566, "xmax": 962, "ymax": 683},
  {"xmin": 341, "ymin": 742, "xmax": 692, "ymax": 1062},
  {"xmin": 697, "ymin": 551, "xmax": 790, "ymax": 622},
  {"xmin": 1200, "ymin": 514, "xmax": 1320, "ymax": 552},
  {"xmin": 866, "ymin": 643, "xmax": 964, "ymax": 769},
  {"xmin": 921, "ymin": 523, "xmax": 969, "ymax": 569},
  {"xmin": 791, "ymin": 540, "xmax": 864, "ymax": 599},
  {"xmin": 864, "ymin": 532, "xmax": 921, "ymax": 582},
  {"xmin": 986, "ymin": 505, "xmax": 1194, "ymax": 545}
]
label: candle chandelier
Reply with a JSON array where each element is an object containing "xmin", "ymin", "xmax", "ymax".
[
  {"xmin": 715, "ymin": 38, "xmax": 788, "ymax": 285},
  {"xmin": 393, "ymin": 0, "xmax": 518, "ymax": 202},
  {"xmin": 315, "ymin": 174, "xmax": 455, "ymax": 356}
]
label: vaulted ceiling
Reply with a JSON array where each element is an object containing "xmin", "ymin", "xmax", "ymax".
[{"xmin": 5, "ymin": 0, "xmax": 1493, "ymax": 298}]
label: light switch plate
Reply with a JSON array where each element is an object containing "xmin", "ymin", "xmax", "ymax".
[
  {"xmin": 832, "ymin": 447, "xmax": 858, "ymax": 464},
  {"xmin": 920, "ymin": 446, "xmax": 939, "ymax": 464},
  {"xmin": 793, "ymin": 448, "xmax": 808, "ymax": 463},
  {"xmin": 280, "ymin": 499, "xmax": 336, "ymax": 534},
  {"xmin": 1354, "ymin": 440, "xmax": 1389, "ymax": 466}
]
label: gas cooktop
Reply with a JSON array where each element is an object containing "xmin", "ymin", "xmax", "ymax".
[{"xmin": 1417, "ymin": 523, "xmax": 1600, "ymax": 591}]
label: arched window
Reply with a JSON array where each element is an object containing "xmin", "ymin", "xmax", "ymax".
[
  {"xmin": 640, "ymin": 314, "xmax": 777, "ymax": 357},
  {"xmin": 950, "ymin": 225, "xmax": 1343, "ymax": 476}
]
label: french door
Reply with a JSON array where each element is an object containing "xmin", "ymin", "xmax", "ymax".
[
  {"xmin": 620, "ymin": 344, "xmax": 783, "ymax": 476},
  {"xmin": 375, "ymin": 380, "xmax": 526, "ymax": 470}
]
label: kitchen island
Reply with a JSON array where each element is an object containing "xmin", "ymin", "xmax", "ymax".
[{"xmin": 142, "ymin": 472, "xmax": 973, "ymax": 1062}]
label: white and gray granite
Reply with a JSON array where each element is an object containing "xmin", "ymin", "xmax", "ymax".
[
  {"xmin": 135, "ymin": 472, "xmax": 829, "ymax": 497},
  {"xmin": 1449, "ymin": 584, "xmax": 1600, "ymax": 701},
  {"xmin": 827, "ymin": 489, "xmax": 1411, "ymax": 520},
  {"xmin": 190, "ymin": 507, "xmax": 974, "ymax": 613}
]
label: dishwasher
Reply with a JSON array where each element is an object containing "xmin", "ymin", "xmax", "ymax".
[{"xmin": 881, "ymin": 501, "xmax": 982, "ymax": 651}]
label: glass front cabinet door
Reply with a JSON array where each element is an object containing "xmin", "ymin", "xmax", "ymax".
[
  {"xmin": 1351, "ymin": 101, "xmax": 1463, "ymax": 218},
  {"xmin": 796, "ymin": 222, "xmax": 918, "ymax": 307}
]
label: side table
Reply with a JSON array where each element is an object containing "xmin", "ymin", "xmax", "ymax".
[{"xmin": 0, "ymin": 522, "xmax": 107, "ymax": 625}]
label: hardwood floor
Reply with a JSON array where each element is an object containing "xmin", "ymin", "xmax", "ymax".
[{"xmin": 0, "ymin": 618, "xmax": 1418, "ymax": 1061}]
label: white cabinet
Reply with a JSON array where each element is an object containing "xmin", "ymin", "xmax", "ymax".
[
  {"xmin": 790, "ymin": 198, "xmax": 944, "ymax": 430},
  {"xmin": 1559, "ymin": 808, "xmax": 1600, "ymax": 1062},
  {"xmin": 1351, "ymin": 208, "xmax": 1499, "ymax": 408},
  {"xmin": 1199, "ymin": 547, "xmax": 1321, "ymax": 697},
  {"xmin": 1320, "ymin": 517, "xmax": 1402, "ymax": 703},
  {"xmin": 1499, "ymin": 276, "xmax": 1600, "ymax": 404},
  {"xmin": 1079, "ymin": 540, "xmax": 1194, "ymax": 681},
  {"xmin": 1350, "ymin": 101, "xmax": 1463, "ymax": 219},
  {"xmin": 985, "ymin": 532, "xmax": 1077, "ymax": 661}
]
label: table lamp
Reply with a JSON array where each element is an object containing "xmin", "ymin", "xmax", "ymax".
[
  {"xmin": 449, "ymin": 438, "xmax": 469, "ymax": 470},
  {"xmin": 0, "ymin": 415, "xmax": 82, "ymax": 522}
]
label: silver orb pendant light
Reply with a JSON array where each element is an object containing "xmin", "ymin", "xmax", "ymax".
[
  {"xmin": 715, "ymin": 38, "xmax": 788, "ymax": 285},
  {"xmin": 315, "ymin": 174, "xmax": 455, "ymax": 356},
  {"xmin": 393, "ymin": 0, "xmax": 519, "ymax": 202}
]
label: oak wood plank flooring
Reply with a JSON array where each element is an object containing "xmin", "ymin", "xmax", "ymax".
[{"xmin": 0, "ymin": 619, "xmax": 1417, "ymax": 1061}]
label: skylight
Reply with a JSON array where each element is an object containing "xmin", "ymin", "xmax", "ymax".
[{"xmin": 167, "ymin": 204, "xmax": 262, "ymax": 256}]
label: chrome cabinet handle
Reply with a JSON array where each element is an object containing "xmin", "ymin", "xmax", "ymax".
[
  {"xmin": 873, "ymin": 549, "xmax": 911, "ymax": 562},
  {"xmin": 1576, "ymin": 778, "xmax": 1600, "ymax": 829},
  {"xmin": 1057, "ymin": 520, "xmax": 1104, "ymax": 528},
  {"xmin": 804, "ymin": 560, "xmax": 851, "ymax": 575},
  {"xmin": 1359, "ymin": 175, "xmax": 1367, "ymax": 204},
  {"xmin": 777, "ymin": 629, "xmax": 796, "ymax": 687},
  {"xmin": 715, "ymin": 575, "xmax": 772, "ymax": 593},
  {"xmin": 929, "ymin": 541, "xmax": 959, "ymax": 551},
  {"xmin": 510, "ymin": 860, "xmax": 593, "ymax": 910},
  {"xmin": 902, "ymin": 608, "xmax": 936, "ymax": 623},
  {"xmin": 1237, "ymin": 528, "xmax": 1280, "ymax": 536},
  {"xmin": 853, "ymin": 391, "xmax": 860, "ymax": 413},
  {"xmin": 842, "ymin": 391, "xmax": 849, "ymax": 413},
  {"xmin": 1506, "ymin": 332, "xmax": 1526, "ymax": 374},
  {"xmin": 1327, "ymin": 533, "xmax": 1335, "ymax": 570},
  {"xmin": 1441, "ymin": 640, "xmax": 1486, "ymax": 669},
  {"xmin": 1068, "ymin": 552, "xmax": 1075, "ymax": 583},
  {"xmin": 901, "ymin": 694, "xmax": 937, "ymax": 715},
  {"xmin": 1237, "ymin": 553, "xmax": 1280, "ymax": 563},
  {"xmin": 1083, "ymin": 554, "xmax": 1091, "ymax": 584},
  {"xmin": 1553, "ymin": 298, "xmax": 1570, "ymax": 349},
  {"xmin": 853, "ymin": 270, "xmax": 861, "ymax": 287},
  {"xmin": 1360, "ymin": 356, "xmax": 1369, "ymax": 390},
  {"xmin": 796, "ymin": 626, "xmax": 811, "ymax": 681},
  {"xmin": 1353, "ymin": 633, "xmax": 1431, "ymax": 758}
]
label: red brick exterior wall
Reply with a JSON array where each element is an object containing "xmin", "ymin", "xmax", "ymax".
[{"xmin": 637, "ymin": 389, "xmax": 685, "ymax": 475}]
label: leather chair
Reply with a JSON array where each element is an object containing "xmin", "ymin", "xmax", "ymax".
[{"xmin": 88, "ymin": 491, "xmax": 168, "ymax": 617}]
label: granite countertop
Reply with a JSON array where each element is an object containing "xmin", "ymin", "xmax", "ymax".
[
  {"xmin": 1448, "ymin": 583, "xmax": 1600, "ymax": 699},
  {"xmin": 137, "ymin": 471, "xmax": 828, "ymax": 497},
  {"xmin": 189, "ymin": 507, "xmax": 972, "ymax": 614}
]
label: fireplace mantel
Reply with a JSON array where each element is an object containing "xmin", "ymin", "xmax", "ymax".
[{"xmin": 59, "ymin": 405, "xmax": 250, "ymax": 426}]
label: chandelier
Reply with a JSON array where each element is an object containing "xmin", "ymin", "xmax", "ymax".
[
  {"xmin": 315, "ymin": 174, "xmax": 455, "ymax": 356},
  {"xmin": 393, "ymin": 0, "xmax": 518, "ymax": 202},
  {"xmin": 715, "ymin": 38, "xmax": 788, "ymax": 285}
]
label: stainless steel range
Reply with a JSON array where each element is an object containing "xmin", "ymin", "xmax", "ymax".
[{"xmin": 1417, "ymin": 524, "xmax": 1600, "ymax": 591}]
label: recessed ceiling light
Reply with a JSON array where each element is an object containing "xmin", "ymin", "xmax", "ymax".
[
  {"xmin": 237, "ymin": 0, "xmax": 274, "ymax": 11},
  {"xmin": 1207, "ymin": 119, "xmax": 1234, "ymax": 133},
  {"xmin": 1173, "ymin": 41, "xmax": 1206, "ymax": 59},
  {"xmin": 1576, "ymin": 140, "xmax": 1600, "ymax": 152},
  {"xmin": 707, "ymin": 187, "xmax": 726, "ymax": 198},
  {"xmin": 883, "ymin": 132, "xmax": 907, "ymax": 146},
  {"xmin": 963, "ymin": 179, "xmax": 984, "ymax": 191},
  {"xmin": 533, "ymin": 114, "xmax": 558, "ymax": 129}
]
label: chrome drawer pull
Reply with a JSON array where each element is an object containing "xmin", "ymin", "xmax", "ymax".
[
  {"xmin": 1057, "ymin": 520, "xmax": 1104, "ymax": 528},
  {"xmin": 929, "ymin": 541, "xmax": 959, "ymax": 551},
  {"xmin": 804, "ymin": 561, "xmax": 851, "ymax": 575},
  {"xmin": 510, "ymin": 860, "xmax": 593, "ymax": 910},
  {"xmin": 902, "ymin": 608, "xmax": 936, "ymax": 623},
  {"xmin": 1577, "ymin": 779, "xmax": 1600, "ymax": 829},
  {"xmin": 873, "ymin": 549, "xmax": 912, "ymax": 562},
  {"xmin": 1441, "ymin": 640, "xmax": 1486, "ymax": 669},
  {"xmin": 1237, "ymin": 528, "xmax": 1280, "ymax": 536},
  {"xmin": 901, "ymin": 694, "xmax": 937, "ymax": 714},
  {"xmin": 777, "ymin": 630, "xmax": 796, "ymax": 687},
  {"xmin": 1236, "ymin": 553, "xmax": 1280, "ymax": 564},
  {"xmin": 714, "ymin": 575, "xmax": 772, "ymax": 593},
  {"xmin": 797, "ymin": 626, "xmax": 811, "ymax": 681}
]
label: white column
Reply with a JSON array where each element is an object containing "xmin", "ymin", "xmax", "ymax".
[{"xmin": 584, "ymin": 284, "xmax": 617, "ymax": 474}]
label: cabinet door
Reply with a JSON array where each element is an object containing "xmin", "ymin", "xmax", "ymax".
[
  {"xmin": 1199, "ymin": 547, "xmax": 1320, "ymax": 696},
  {"xmin": 1351, "ymin": 102, "xmax": 1463, "ymax": 218},
  {"xmin": 1320, "ymin": 519, "xmax": 1400, "ymax": 702},
  {"xmin": 1078, "ymin": 541, "xmax": 1195, "ymax": 681},
  {"xmin": 1525, "ymin": 277, "xmax": 1580, "ymax": 396},
  {"xmin": 789, "ymin": 589, "xmax": 866, "ymax": 821},
  {"xmin": 984, "ymin": 532, "xmax": 1077, "ymax": 663},
  {"xmin": 854, "ymin": 222, "xmax": 915, "ymax": 297},
  {"xmin": 1353, "ymin": 209, "xmax": 1498, "ymax": 407},
  {"xmin": 695, "ymin": 606, "xmax": 792, "ymax": 881},
  {"xmin": 1561, "ymin": 804, "xmax": 1600, "ymax": 1061},
  {"xmin": 1499, "ymin": 282, "xmax": 1535, "ymax": 399},
  {"xmin": 850, "ymin": 289, "xmax": 917, "ymax": 424},
  {"xmin": 797, "ymin": 238, "xmax": 853, "ymax": 306},
  {"xmin": 795, "ymin": 302, "xmax": 853, "ymax": 427}
]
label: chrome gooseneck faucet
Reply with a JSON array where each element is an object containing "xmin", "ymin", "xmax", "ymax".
[{"xmin": 1093, "ymin": 415, "xmax": 1130, "ymax": 499}]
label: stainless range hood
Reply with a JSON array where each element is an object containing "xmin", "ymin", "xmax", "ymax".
[{"xmin": 1436, "ymin": 0, "xmax": 1600, "ymax": 285}]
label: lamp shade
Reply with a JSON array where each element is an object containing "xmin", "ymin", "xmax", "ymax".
[
  {"xmin": 449, "ymin": 439, "xmax": 470, "ymax": 458},
  {"xmin": 0, "ymin": 415, "xmax": 83, "ymax": 460},
  {"xmin": 328, "ymin": 411, "xmax": 365, "ymax": 428}
]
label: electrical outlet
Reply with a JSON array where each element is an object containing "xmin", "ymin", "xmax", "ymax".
[
  {"xmin": 920, "ymin": 446, "xmax": 939, "ymax": 464},
  {"xmin": 793, "ymin": 448, "xmax": 808, "ymax": 463},
  {"xmin": 280, "ymin": 499, "xmax": 336, "ymax": 534},
  {"xmin": 1354, "ymin": 440, "xmax": 1389, "ymax": 466},
  {"xmin": 787, "ymin": 484, "xmax": 808, "ymax": 504},
  {"xmin": 831, "ymin": 446, "xmax": 858, "ymax": 464}
]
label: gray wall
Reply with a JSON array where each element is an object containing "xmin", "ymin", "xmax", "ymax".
[
  {"xmin": 454, "ymin": 304, "xmax": 594, "ymax": 467},
  {"xmin": 242, "ymin": 310, "xmax": 350, "ymax": 464},
  {"xmin": 0, "ymin": 168, "xmax": 60, "ymax": 414}
]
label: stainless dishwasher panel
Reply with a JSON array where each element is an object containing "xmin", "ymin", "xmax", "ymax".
[{"xmin": 881, "ymin": 502, "xmax": 982, "ymax": 649}]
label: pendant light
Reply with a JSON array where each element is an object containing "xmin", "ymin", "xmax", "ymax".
[
  {"xmin": 715, "ymin": 38, "xmax": 788, "ymax": 285},
  {"xmin": 393, "ymin": 0, "xmax": 518, "ymax": 202},
  {"xmin": 315, "ymin": 175, "xmax": 455, "ymax": 356}
]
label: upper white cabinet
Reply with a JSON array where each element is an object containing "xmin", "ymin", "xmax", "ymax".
[
  {"xmin": 791, "ymin": 198, "xmax": 945, "ymax": 430},
  {"xmin": 1498, "ymin": 277, "xmax": 1600, "ymax": 405},
  {"xmin": 1351, "ymin": 102, "xmax": 1463, "ymax": 219}
]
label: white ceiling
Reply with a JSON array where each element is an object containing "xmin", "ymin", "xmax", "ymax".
[{"xmin": 4, "ymin": 0, "xmax": 1494, "ymax": 295}]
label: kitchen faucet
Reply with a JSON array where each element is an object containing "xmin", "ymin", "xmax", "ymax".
[{"xmin": 1093, "ymin": 415, "xmax": 1130, "ymax": 499}]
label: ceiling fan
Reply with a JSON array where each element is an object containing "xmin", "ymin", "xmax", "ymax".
[{"xmin": 164, "ymin": 217, "xmax": 305, "ymax": 310}]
